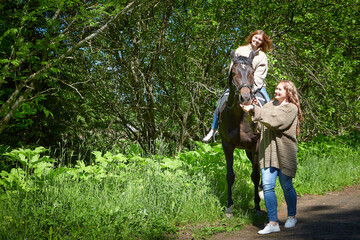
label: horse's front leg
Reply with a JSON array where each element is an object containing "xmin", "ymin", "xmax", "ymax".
[{"xmin": 222, "ymin": 141, "xmax": 235, "ymax": 217}]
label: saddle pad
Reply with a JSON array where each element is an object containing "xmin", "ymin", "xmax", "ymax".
[
  {"xmin": 215, "ymin": 91, "xmax": 229, "ymax": 118},
  {"xmin": 255, "ymin": 91, "xmax": 267, "ymax": 107},
  {"xmin": 216, "ymin": 90, "xmax": 268, "ymax": 118}
]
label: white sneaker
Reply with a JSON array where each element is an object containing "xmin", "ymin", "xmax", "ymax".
[
  {"xmin": 258, "ymin": 223, "xmax": 280, "ymax": 235},
  {"xmin": 202, "ymin": 130, "xmax": 216, "ymax": 142},
  {"xmin": 284, "ymin": 216, "xmax": 297, "ymax": 228}
]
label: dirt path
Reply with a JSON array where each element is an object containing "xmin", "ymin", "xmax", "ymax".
[{"xmin": 210, "ymin": 184, "xmax": 360, "ymax": 240}]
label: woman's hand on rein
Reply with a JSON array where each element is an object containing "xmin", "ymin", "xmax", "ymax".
[{"xmin": 252, "ymin": 98, "xmax": 258, "ymax": 105}]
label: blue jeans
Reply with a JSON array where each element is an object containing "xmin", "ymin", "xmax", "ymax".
[
  {"xmin": 211, "ymin": 109, "xmax": 220, "ymax": 130},
  {"xmin": 210, "ymin": 87, "xmax": 270, "ymax": 130},
  {"xmin": 261, "ymin": 167, "xmax": 297, "ymax": 222}
]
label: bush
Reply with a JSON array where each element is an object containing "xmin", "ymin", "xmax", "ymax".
[
  {"xmin": 1, "ymin": 133, "xmax": 359, "ymax": 238},
  {"xmin": 0, "ymin": 148, "xmax": 222, "ymax": 239}
]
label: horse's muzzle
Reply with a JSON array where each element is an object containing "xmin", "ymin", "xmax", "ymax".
[{"xmin": 240, "ymin": 92, "xmax": 252, "ymax": 105}]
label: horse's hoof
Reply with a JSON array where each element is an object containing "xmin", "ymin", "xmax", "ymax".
[
  {"xmin": 226, "ymin": 205, "xmax": 233, "ymax": 219},
  {"xmin": 259, "ymin": 190, "xmax": 264, "ymax": 200}
]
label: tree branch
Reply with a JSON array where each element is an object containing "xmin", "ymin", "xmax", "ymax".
[{"xmin": 0, "ymin": 0, "xmax": 139, "ymax": 134}]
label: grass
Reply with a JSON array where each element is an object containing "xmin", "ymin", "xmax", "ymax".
[
  {"xmin": 0, "ymin": 133, "xmax": 359, "ymax": 239},
  {"xmin": 0, "ymin": 150, "xmax": 222, "ymax": 239},
  {"xmin": 188, "ymin": 134, "xmax": 360, "ymax": 237},
  {"xmin": 295, "ymin": 135, "xmax": 360, "ymax": 194}
]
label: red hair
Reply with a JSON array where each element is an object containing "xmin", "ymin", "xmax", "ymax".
[
  {"xmin": 278, "ymin": 80, "xmax": 304, "ymax": 135},
  {"xmin": 245, "ymin": 30, "xmax": 273, "ymax": 53}
]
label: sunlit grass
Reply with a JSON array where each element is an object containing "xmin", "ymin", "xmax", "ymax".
[
  {"xmin": 0, "ymin": 153, "xmax": 222, "ymax": 239},
  {"xmin": 296, "ymin": 141, "xmax": 360, "ymax": 195},
  {"xmin": 0, "ymin": 134, "xmax": 359, "ymax": 238}
]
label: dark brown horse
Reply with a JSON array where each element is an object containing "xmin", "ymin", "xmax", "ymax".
[{"xmin": 218, "ymin": 49, "xmax": 261, "ymax": 217}]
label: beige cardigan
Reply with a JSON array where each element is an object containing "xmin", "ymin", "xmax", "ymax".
[
  {"xmin": 252, "ymin": 101, "xmax": 299, "ymax": 177},
  {"xmin": 235, "ymin": 44, "xmax": 268, "ymax": 92}
]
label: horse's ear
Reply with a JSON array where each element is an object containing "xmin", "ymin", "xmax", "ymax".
[
  {"xmin": 230, "ymin": 49, "xmax": 235, "ymax": 59},
  {"xmin": 249, "ymin": 50, "xmax": 255, "ymax": 62}
]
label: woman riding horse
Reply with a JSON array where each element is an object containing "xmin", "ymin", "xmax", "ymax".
[{"xmin": 203, "ymin": 30, "xmax": 273, "ymax": 142}]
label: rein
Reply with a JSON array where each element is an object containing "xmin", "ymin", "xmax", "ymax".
[{"xmin": 228, "ymin": 65, "xmax": 254, "ymax": 109}]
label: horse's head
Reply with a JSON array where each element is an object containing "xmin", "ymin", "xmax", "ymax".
[{"xmin": 229, "ymin": 49, "xmax": 255, "ymax": 105}]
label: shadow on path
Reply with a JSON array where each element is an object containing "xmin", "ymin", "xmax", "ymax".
[{"xmin": 211, "ymin": 184, "xmax": 360, "ymax": 240}]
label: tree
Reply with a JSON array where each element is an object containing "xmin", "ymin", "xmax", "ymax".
[
  {"xmin": 82, "ymin": 0, "xmax": 254, "ymax": 152},
  {"xmin": 263, "ymin": 0, "xmax": 360, "ymax": 137},
  {"xmin": 0, "ymin": 0, "xmax": 138, "ymax": 135},
  {"xmin": 1, "ymin": 0, "xmax": 358, "ymax": 156}
]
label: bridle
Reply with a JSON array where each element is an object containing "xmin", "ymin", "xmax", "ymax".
[
  {"xmin": 230, "ymin": 63, "xmax": 254, "ymax": 100},
  {"xmin": 232, "ymin": 81, "xmax": 252, "ymax": 95}
]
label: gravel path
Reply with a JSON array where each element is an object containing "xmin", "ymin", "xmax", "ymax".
[{"xmin": 210, "ymin": 184, "xmax": 360, "ymax": 240}]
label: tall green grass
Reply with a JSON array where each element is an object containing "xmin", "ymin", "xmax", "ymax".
[
  {"xmin": 0, "ymin": 148, "xmax": 222, "ymax": 239},
  {"xmin": 177, "ymin": 142, "xmax": 258, "ymax": 217},
  {"xmin": 0, "ymin": 133, "xmax": 359, "ymax": 238},
  {"xmin": 295, "ymin": 134, "xmax": 360, "ymax": 194}
]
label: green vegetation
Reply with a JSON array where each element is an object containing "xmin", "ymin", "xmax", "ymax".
[
  {"xmin": 0, "ymin": 0, "xmax": 359, "ymax": 238},
  {"xmin": 1, "ymin": 134, "xmax": 359, "ymax": 239},
  {"xmin": 296, "ymin": 134, "xmax": 360, "ymax": 194},
  {"xmin": 0, "ymin": 0, "xmax": 359, "ymax": 155},
  {"xmin": 0, "ymin": 146, "xmax": 222, "ymax": 239}
]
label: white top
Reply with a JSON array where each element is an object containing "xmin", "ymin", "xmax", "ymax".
[{"xmin": 234, "ymin": 44, "xmax": 268, "ymax": 92}]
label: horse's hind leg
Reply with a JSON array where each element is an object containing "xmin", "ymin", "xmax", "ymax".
[
  {"xmin": 222, "ymin": 141, "xmax": 235, "ymax": 217},
  {"xmin": 246, "ymin": 151, "xmax": 261, "ymax": 212}
]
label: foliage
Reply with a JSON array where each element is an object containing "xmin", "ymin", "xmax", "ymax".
[
  {"xmin": 1, "ymin": 147, "xmax": 56, "ymax": 191},
  {"xmin": 296, "ymin": 133, "xmax": 360, "ymax": 194},
  {"xmin": 261, "ymin": 0, "xmax": 360, "ymax": 138},
  {"xmin": 0, "ymin": 1, "xmax": 359, "ymax": 237},
  {"xmin": 0, "ymin": 146, "xmax": 223, "ymax": 239},
  {"xmin": 1, "ymin": 0, "xmax": 358, "ymax": 155},
  {"xmin": 0, "ymin": 0, "xmax": 136, "ymax": 150},
  {"xmin": 177, "ymin": 142, "xmax": 256, "ymax": 211},
  {"xmin": 1, "ymin": 134, "xmax": 358, "ymax": 238}
]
